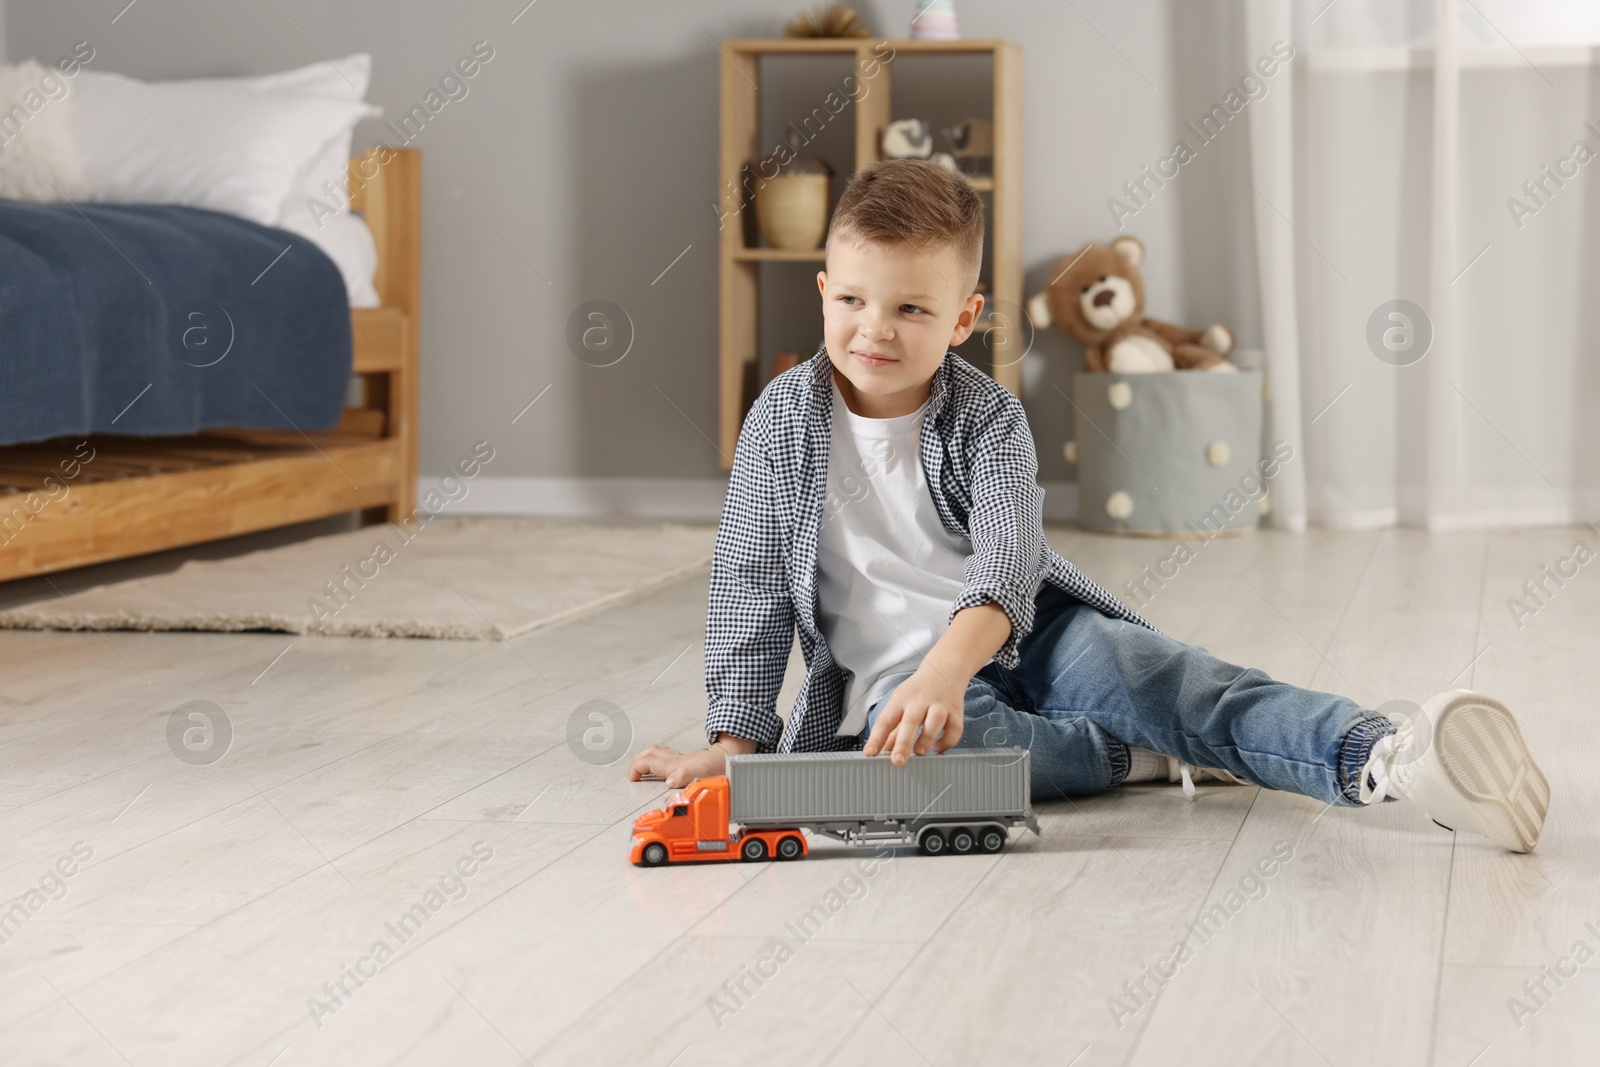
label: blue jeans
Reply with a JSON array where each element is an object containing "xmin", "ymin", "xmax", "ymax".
[{"xmin": 862, "ymin": 583, "xmax": 1395, "ymax": 806}]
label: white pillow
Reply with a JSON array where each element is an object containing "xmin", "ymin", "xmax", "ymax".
[
  {"xmin": 71, "ymin": 68, "xmax": 376, "ymax": 228},
  {"xmin": 220, "ymin": 53, "xmax": 371, "ymax": 97},
  {"xmin": 278, "ymin": 208, "xmax": 381, "ymax": 308},
  {"xmin": 188, "ymin": 54, "xmax": 377, "ymax": 231},
  {"xmin": 188, "ymin": 55, "xmax": 383, "ymax": 306},
  {"xmin": 0, "ymin": 60, "xmax": 88, "ymax": 201}
]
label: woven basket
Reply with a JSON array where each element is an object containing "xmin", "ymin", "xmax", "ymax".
[{"xmin": 1070, "ymin": 371, "xmax": 1266, "ymax": 537}]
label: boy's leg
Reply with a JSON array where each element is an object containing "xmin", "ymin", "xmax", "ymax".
[
  {"xmin": 1007, "ymin": 584, "xmax": 1394, "ymax": 807},
  {"xmin": 863, "ymin": 668, "xmax": 1131, "ymax": 801}
]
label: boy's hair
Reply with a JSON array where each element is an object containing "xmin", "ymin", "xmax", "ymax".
[{"xmin": 827, "ymin": 159, "xmax": 985, "ymax": 295}]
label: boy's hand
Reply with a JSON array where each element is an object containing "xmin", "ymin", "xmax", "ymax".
[
  {"xmin": 628, "ymin": 734, "xmax": 758, "ymax": 788},
  {"xmin": 863, "ymin": 665, "xmax": 967, "ymax": 766}
]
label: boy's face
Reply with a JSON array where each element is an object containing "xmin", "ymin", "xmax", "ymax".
[{"xmin": 818, "ymin": 238, "xmax": 984, "ymax": 419}]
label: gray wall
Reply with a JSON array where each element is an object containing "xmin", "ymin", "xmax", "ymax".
[{"xmin": 6, "ymin": 0, "xmax": 1257, "ymax": 495}]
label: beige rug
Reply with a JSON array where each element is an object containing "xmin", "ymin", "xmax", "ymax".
[{"xmin": 0, "ymin": 519, "xmax": 717, "ymax": 639}]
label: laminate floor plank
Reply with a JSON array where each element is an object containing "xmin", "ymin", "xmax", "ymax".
[
  {"xmin": 2, "ymin": 820, "xmax": 602, "ymax": 1065},
  {"xmin": 1125, "ymin": 786, "xmax": 1452, "ymax": 1066},
  {"xmin": 822, "ymin": 832, "xmax": 1239, "ymax": 1067}
]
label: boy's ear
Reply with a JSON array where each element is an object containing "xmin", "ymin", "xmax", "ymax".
[
  {"xmin": 948, "ymin": 292, "xmax": 985, "ymax": 347},
  {"xmin": 816, "ymin": 271, "xmax": 827, "ymax": 296}
]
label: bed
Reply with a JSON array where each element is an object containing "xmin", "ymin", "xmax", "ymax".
[{"xmin": 0, "ymin": 148, "xmax": 419, "ymax": 582}]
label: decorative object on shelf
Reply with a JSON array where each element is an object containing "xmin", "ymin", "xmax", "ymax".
[
  {"xmin": 784, "ymin": 3, "xmax": 871, "ymax": 38},
  {"xmin": 910, "ymin": 0, "xmax": 960, "ymax": 40},
  {"xmin": 1067, "ymin": 370, "xmax": 1267, "ymax": 537},
  {"xmin": 755, "ymin": 130, "xmax": 834, "ymax": 251},
  {"xmin": 1027, "ymin": 235, "xmax": 1236, "ymax": 373},
  {"xmin": 944, "ymin": 118, "xmax": 994, "ymax": 176},
  {"xmin": 929, "ymin": 151, "xmax": 959, "ymax": 173},
  {"xmin": 882, "ymin": 117, "xmax": 933, "ymax": 159}
]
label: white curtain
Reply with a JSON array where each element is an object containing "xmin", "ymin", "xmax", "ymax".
[{"xmin": 1246, "ymin": 0, "xmax": 1600, "ymax": 530}]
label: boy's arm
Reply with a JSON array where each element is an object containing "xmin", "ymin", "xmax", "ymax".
[
  {"xmin": 948, "ymin": 391, "xmax": 1048, "ymax": 670},
  {"xmin": 702, "ymin": 394, "xmax": 794, "ymax": 753},
  {"xmin": 863, "ymin": 602, "xmax": 1010, "ymax": 763},
  {"xmin": 628, "ymin": 732, "xmax": 759, "ymax": 787},
  {"xmin": 921, "ymin": 601, "xmax": 1013, "ymax": 683},
  {"xmin": 713, "ymin": 733, "xmax": 760, "ymax": 754}
]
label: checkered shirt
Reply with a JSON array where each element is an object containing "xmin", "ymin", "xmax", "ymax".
[{"xmin": 704, "ymin": 350, "xmax": 1159, "ymax": 754}]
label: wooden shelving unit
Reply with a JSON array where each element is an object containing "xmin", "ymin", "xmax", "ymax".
[{"xmin": 716, "ymin": 37, "xmax": 1023, "ymax": 467}]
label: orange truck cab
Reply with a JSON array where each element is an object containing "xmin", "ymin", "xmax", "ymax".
[{"xmin": 629, "ymin": 776, "xmax": 808, "ymax": 866}]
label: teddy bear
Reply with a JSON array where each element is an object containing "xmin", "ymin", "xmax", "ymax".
[{"xmin": 1026, "ymin": 235, "xmax": 1236, "ymax": 373}]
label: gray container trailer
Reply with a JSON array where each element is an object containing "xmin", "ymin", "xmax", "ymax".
[{"xmin": 727, "ymin": 748, "xmax": 1040, "ymax": 855}]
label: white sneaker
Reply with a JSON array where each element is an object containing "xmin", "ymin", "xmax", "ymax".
[
  {"xmin": 1164, "ymin": 756, "xmax": 1248, "ymax": 800},
  {"xmin": 1360, "ymin": 690, "xmax": 1550, "ymax": 853}
]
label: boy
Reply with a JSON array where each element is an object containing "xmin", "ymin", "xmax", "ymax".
[{"xmin": 629, "ymin": 160, "xmax": 1549, "ymax": 853}]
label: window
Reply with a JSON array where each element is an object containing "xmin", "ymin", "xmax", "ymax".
[{"xmin": 672, "ymin": 805, "xmax": 688, "ymax": 817}]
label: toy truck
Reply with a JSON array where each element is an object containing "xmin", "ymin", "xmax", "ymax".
[{"xmin": 629, "ymin": 748, "xmax": 1040, "ymax": 866}]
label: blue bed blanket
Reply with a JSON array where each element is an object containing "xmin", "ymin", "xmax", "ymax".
[{"xmin": 0, "ymin": 201, "xmax": 353, "ymax": 447}]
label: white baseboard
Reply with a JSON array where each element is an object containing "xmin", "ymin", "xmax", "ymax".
[
  {"xmin": 440, "ymin": 476, "xmax": 1081, "ymax": 522},
  {"xmin": 444, "ymin": 477, "xmax": 730, "ymax": 520}
]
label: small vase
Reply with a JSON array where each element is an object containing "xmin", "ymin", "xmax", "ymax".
[
  {"xmin": 757, "ymin": 173, "xmax": 830, "ymax": 251},
  {"xmin": 910, "ymin": 0, "xmax": 959, "ymax": 40}
]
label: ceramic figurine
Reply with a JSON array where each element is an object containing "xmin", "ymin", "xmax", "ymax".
[{"xmin": 910, "ymin": 0, "xmax": 959, "ymax": 40}]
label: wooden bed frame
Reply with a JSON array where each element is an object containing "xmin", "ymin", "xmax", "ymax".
[{"xmin": 0, "ymin": 149, "xmax": 420, "ymax": 583}]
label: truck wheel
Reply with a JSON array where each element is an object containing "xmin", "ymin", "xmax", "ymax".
[
  {"xmin": 978, "ymin": 826, "xmax": 1006, "ymax": 853},
  {"xmin": 641, "ymin": 843, "xmax": 668, "ymax": 867},
  {"xmin": 741, "ymin": 838, "xmax": 768, "ymax": 862},
  {"xmin": 918, "ymin": 829, "xmax": 946, "ymax": 856},
  {"xmin": 950, "ymin": 828, "xmax": 976, "ymax": 854},
  {"xmin": 777, "ymin": 836, "xmax": 804, "ymax": 860}
]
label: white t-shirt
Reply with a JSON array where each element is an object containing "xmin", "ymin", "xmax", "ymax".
[{"xmin": 815, "ymin": 375, "xmax": 978, "ymax": 737}]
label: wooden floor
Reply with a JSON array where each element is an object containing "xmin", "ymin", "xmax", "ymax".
[{"xmin": 1, "ymin": 523, "xmax": 1595, "ymax": 1067}]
